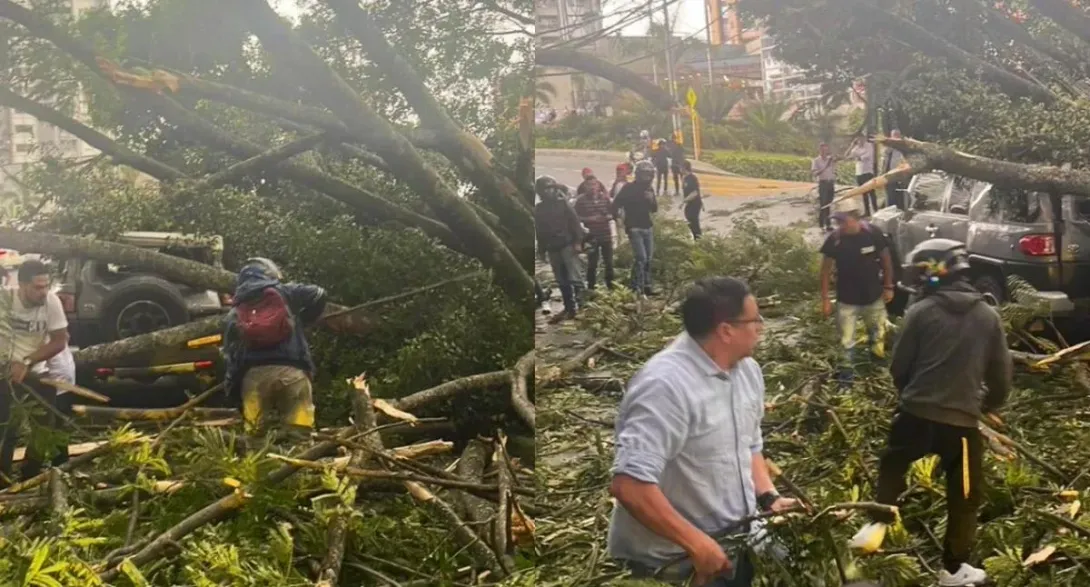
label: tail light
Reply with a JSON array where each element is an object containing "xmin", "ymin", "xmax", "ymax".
[
  {"xmin": 194, "ymin": 360, "xmax": 215, "ymax": 370},
  {"xmin": 1019, "ymin": 234, "xmax": 1055, "ymax": 256},
  {"xmin": 57, "ymin": 292, "xmax": 76, "ymax": 313},
  {"xmin": 94, "ymin": 368, "xmax": 113, "ymax": 378}
]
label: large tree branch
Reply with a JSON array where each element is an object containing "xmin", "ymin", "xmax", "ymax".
[
  {"xmin": 535, "ymin": 48, "xmax": 677, "ymax": 110},
  {"xmin": 235, "ymin": 0, "xmax": 531, "ymax": 303},
  {"xmin": 195, "ymin": 131, "xmax": 329, "ymax": 192},
  {"xmin": 324, "ymin": 0, "xmax": 533, "ymax": 239},
  {"xmin": 846, "ymin": 0, "xmax": 1060, "ymax": 103},
  {"xmin": 0, "ymin": 86, "xmax": 187, "ymax": 181}
]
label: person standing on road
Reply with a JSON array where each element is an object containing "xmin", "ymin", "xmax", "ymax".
[
  {"xmin": 669, "ymin": 137, "xmax": 686, "ymax": 197},
  {"xmin": 680, "ymin": 161, "xmax": 706, "ymax": 240},
  {"xmin": 652, "ymin": 139, "xmax": 671, "ymax": 196},
  {"xmin": 575, "ymin": 168, "xmax": 616, "ymax": 292},
  {"xmin": 850, "ymin": 239, "xmax": 1012, "ymax": 587},
  {"xmin": 819, "ymin": 197, "xmax": 895, "ymax": 386},
  {"xmin": 608, "ymin": 277, "xmax": 799, "ymax": 586},
  {"xmin": 0, "ymin": 260, "xmax": 72, "ymax": 485},
  {"xmin": 535, "ymin": 175, "xmax": 586, "ymax": 322},
  {"xmin": 612, "ymin": 161, "xmax": 658, "ymax": 297},
  {"xmin": 811, "ymin": 143, "xmax": 838, "ymax": 231},
  {"xmin": 223, "ymin": 257, "xmax": 328, "ymax": 442},
  {"xmin": 611, "ymin": 163, "xmax": 631, "ymax": 246},
  {"xmin": 847, "ymin": 135, "xmax": 878, "ymax": 216},
  {"xmin": 882, "ymin": 129, "xmax": 907, "ymax": 210}
]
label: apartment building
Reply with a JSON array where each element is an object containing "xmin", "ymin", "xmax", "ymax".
[{"xmin": 535, "ymin": 0, "xmax": 609, "ymax": 112}]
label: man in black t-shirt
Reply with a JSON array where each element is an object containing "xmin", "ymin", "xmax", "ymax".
[
  {"xmin": 820, "ymin": 197, "xmax": 895, "ymax": 386},
  {"xmin": 679, "ymin": 161, "xmax": 704, "ymax": 240},
  {"xmin": 612, "ymin": 160, "xmax": 658, "ymax": 296}
]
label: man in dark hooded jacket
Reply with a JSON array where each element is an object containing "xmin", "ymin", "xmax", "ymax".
[
  {"xmin": 223, "ymin": 258, "xmax": 327, "ymax": 440},
  {"xmin": 535, "ymin": 176, "xmax": 586, "ymax": 322},
  {"xmin": 850, "ymin": 239, "xmax": 1011, "ymax": 587}
]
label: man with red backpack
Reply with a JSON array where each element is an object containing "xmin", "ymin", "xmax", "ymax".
[{"xmin": 223, "ymin": 257, "xmax": 328, "ymax": 440}]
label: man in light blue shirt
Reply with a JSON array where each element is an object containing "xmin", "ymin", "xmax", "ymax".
[{"xmin": 608, "ymin": 276, "xmax": 798, "ymax": 586}]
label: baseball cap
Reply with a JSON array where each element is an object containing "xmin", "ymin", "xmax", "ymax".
[{"xmin": 832, "ymin": 196, "xmax": 863, "ymax": 220}]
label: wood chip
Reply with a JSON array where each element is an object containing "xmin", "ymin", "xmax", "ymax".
[
  {"xmin": 390, "ymin": 440, "xmax": 453, "ymax": 460},
  {"xmin": 1023, "ymin": 545, "xmax": 1056, "ymax": 567},
  {"xmin": 373, "ymin": 398, "xmax": 419, "ymax": 425}
]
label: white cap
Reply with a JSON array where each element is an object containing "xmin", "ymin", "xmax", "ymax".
[{"xmin": 833, "ymin": 196, "xmax": 863, "ymax": 218}]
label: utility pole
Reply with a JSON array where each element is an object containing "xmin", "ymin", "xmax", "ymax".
[
  {"xmin": 661, "ymin": 0, "xmax": 681, "ymax": 140},
  {"xmin": 649, "ymin": 0, "xmax": 659, "ymax": 86},
  {"xmin": 703, "ymin": 0, "xmax": 714, "ymax": 85},
  {"xmin": 557, "ymin": 0, "xmax": 578, "ymax": 110}
]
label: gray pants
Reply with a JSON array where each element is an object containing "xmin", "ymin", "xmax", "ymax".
[
  {"xmin": 620, "ymin": 549, "xmax": 755, "ymax": 587},
  {"xmin": 547, "ymin": 245, "xmax": 585, "ymax": 313},
  {"xmin": 628, "ymin": 227, "xmax": 654, "ymax": 292}
]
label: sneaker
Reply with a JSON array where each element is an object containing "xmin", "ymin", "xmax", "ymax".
[
  {"xmin": 938, "ymin": 563, "xmax": 987, "ymax": 586},
  {"xmin": 848, "ymin": 522, "xmax": 888, "ymax": 554},
  {"xmin": 539, "ymin": 302, "xmax": 551, "ymax": 315}
]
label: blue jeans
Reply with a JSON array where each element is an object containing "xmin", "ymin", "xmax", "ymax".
[
  {"xmin": 547, "ymin": 245, "xmax": 585, "ymax": 313},
  {"xmin": 836, "ymin": 298, "xmax": 887, "ymax": 385},
  {"xmin": 628, "ymin": 227, "xmax": 654, "ymax": 292}
]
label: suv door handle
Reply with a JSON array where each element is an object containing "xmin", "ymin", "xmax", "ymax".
[{"xmin": 926, "ymin": 224, "xmax": 938, "ymax": 237}]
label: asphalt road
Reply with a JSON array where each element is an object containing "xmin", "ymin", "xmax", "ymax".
[{"xmin": 536, "ymin": 149, "xmax": 825, "ymax": 242}]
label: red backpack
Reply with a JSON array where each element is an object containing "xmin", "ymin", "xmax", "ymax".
[{"xmin": 236, "ymin": 288, "xmax": 293, "ymax": 349}]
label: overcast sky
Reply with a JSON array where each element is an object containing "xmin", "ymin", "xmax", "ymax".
[{"xmin": 602, "ymin": 0, "xmax": 707, "ymax": 37}]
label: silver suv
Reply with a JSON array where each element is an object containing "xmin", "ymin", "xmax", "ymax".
[
  {"xmin": 55, "ymin": 232, "xmax": 228, "ymax": 347},
  {"xmin": 870, "ymin": 172, "xmax": 1090, "ymax": 316}
]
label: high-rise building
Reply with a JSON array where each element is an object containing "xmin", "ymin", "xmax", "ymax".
[
  {"xmin": 535, "ymin": 0, "xmax": 607, "ymax": 112},
  {"xmin": 1, "ymin": 0, "xmax": 109, "ymax": 197}
]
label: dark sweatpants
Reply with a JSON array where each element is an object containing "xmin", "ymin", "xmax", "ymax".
[
  {"xmin": 817, "ymin": 180, "xmax": 835, "ymax": 230},
  {"xmin": 870, "ymin": 411, "xmax": 982, "ymax": 574},
  {"xmin": 0, "ymin": 379, "xmax": 70, "ymax": 486},
  {"xmin": 856, "ymin": 173, "xmax": 877, "ymax": 215},
  {"xmin": 684, "ymin": 203, "xmax": 702, "ymax": 239},
  {"xmin": 655, "ymin": 165, "xmax": 669, "ymax": 195},
  {"xmin": 585, "ymin": 236, "xmax": 614, "ymax": 290}
]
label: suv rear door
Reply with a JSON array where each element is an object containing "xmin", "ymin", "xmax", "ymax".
[
  {"xmin": 1057, "ymin": 196, "xmax": 1090, "ymax": 302},
  {"xmin": 897, "ymin": 172, "xmax": 953, "ymax": 254}
]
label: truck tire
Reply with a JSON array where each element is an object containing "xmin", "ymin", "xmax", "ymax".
[
  {"xmin": 971, "ymin": 273, "xmax": 1006, "ymax": 306},
  {"xmin": 101, "ymin": 277, "xmax": 190, "ymax": 342}
]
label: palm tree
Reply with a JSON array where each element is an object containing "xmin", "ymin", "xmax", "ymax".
[
  {"xmin": 536, "ymin": 78, "xmax": 557, "ymax": 106},
  {"xmin": 739, "ymin": 98, "xmax": 795, "ymax": 138},
  {"xmin": 692, "ymin": 84, "xmax": 744, "ymax": 124}
]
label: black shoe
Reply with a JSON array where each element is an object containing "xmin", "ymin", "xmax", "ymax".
[
  {"xmin": 547, "ymin": 309, "xmax": 576, "ymax": 324},
  {"xmin": 643, "ymin": 287, "xmax": 655, "ymax": 297}
]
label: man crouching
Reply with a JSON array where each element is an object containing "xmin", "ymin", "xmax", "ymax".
[{"xmin": 607, "ymin": 277, "xmax": 797, "ymax": 586}]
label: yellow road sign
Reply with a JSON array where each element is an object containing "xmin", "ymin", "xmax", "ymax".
[{"xmin": 686, "ymin": 87, "xmax": 698, "ymax": 108}]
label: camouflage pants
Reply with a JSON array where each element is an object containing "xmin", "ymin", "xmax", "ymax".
[{"xmin": 240, "ymin": 365, "xmax": 315, "ymax": 439}]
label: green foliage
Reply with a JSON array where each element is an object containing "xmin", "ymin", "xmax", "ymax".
[{"xmin": 702, "ymin": 150, "xmax": 855, "ymax": 184}]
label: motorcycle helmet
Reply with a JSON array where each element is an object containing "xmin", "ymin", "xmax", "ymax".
[
  {"xmin": 900, "ymin": 238, "xmax": 971, "ymax": 290},
  {"xmin": 639, "ymin": 129, "xmax": 650, "ymax": 140},
  {"xmin": 634, "ymin": 160, "xmax": 656, "ymax": 183},
  {"xmin": 242, "ymin": 257, "xmax": 283, "ymax": 280},
  {"xmin": 535, "ymin": 175, "xmax": 563, "ymax": 199}
]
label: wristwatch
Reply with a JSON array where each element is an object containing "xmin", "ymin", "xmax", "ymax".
[
  {"xmin": 757, "ymin": 491, "xmax": 781, "ymax": 512},
  {"xmin": 20, "ymin": 357, "xmax": 32, "ymax": 368}
]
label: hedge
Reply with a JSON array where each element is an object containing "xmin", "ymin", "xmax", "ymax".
[{"xmin": 701, "ymin": 150, "xmax": 856, "ymax": 185}]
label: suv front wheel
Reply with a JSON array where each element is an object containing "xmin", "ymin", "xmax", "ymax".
[
  {"xmin": 101, "ymin": 277, "xmax": 190, "ymax": 341},
  {"xmin": 971, "ymin": 273, "xmax": 1006, "ymax": 306}
]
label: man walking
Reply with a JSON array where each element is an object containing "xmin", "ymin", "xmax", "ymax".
[
  {"xmin": 847, "ymin": 135, "xmax": 878, "ymax": 216},
  {"xmin": 575, "ymin": 168, "xmax": 615, "ymax": 292},
  {"xmin": 882, "ymin": 129, "xmax": 907, "ymax": 210},
  {"xmin": 223, "ymin": 257, "xmax": 328, "ymax": 441},
  {"xmin": 811, "ymin": 143, "xmax": 838, "ymax": 231},
  {"xmin": 611, "ymin": 163, "xmax": 631, "ymax": 245},
  {"xmin": 850, "ymin": 239, "xmax": 1012, "ymax": 587},
  {"xmin": 612, "ymin": 160, "xmax": 658, "ymax": 297},
  {"xmin": 820, "ymin": 198, "xmax": 894, "ymax": 386},
  {"xmin": 652, "ymin": 139, "xmax": 671, "ymax": 196},
  {"xmin": 535, "ymin": 175, "xmax": 586, "ymax": 322},
  {"xmin": 680, "ymin": 161, "xmax": 706, "ymax": 240},
  {"xmin": 0, "ymin": 260, "xmax": 71, "ymax": 485},
  {"xmin": 608, "ymin": 277, "xmax": 798, "ymax": 586},
  {"xmin": 669, "ymin": 137, "xmax": 686, "ymax": 197}
]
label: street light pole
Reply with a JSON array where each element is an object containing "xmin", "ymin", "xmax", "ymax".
[
  {"xmin": 649, "ymin": 0, "xmax": 659, "ymax": 86},
  {"xmin": 703, "ymin": 0, "xmax": 714, "ymax": 85},
  {"xmin": 661, "ymin": 0, "xmax": 680, "ymax": 140}
]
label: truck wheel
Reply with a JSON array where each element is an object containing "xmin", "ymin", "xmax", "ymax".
[
  {"xmin": 972, "ymin": 273, "xmax": 1006, "ymax": 306},
  {"xmin": 102, "ymin": 280, "xmax": 190, "ymax": 341}
]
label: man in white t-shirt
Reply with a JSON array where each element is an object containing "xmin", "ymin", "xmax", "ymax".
[{"xmin": 0, "ymin": 260, "xmax": 71, "ymax": 485}]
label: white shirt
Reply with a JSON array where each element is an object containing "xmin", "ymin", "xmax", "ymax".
[
  {"xmin": 0, "ymin": 288, "xmax": 68, "ymax": 375},
  {"xmin": 850, "ymin": 143, "xmax": 875, "ymax": 176}
]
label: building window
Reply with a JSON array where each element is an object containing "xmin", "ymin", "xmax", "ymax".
[
  {"xmin": 538, "ymin": 15, "xmax": 559, "ymax": 30},
  {"xmin": 14, "ymin": 125, "xmax": 33, "ymax": 135}
]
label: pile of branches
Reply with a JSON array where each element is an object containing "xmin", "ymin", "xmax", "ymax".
[
  {"xmin": 535, "ymin": 222, "xmax": 1090, "ymax": 587},
  {"xmin": 0, "ymin": 357, "xmax": 537, "ymax": 586}
]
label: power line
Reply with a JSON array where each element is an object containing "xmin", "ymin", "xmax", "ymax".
[
  {"xmin": 535, "ymin": 0, "xmax": 645, "ymax": 42},
  {"xmin": 543, "ymin": 0, "xmax": 686, "ymax": 51}
]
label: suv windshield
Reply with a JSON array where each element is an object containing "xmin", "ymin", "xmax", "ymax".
[{"xmin": 978, "ymin": 185, "xmax": 1051, "ymax": 224}]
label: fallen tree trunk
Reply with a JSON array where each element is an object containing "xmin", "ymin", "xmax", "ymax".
[{"xmin": 536, "ymin": 48, "xmax": 677, "ymax": 110}]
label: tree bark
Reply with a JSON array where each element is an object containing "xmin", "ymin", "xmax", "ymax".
[
  {"xmin": 234, "ymin": 0, "xmax": 532, "ymax": 304},
  {"xmin": 536, "ymin": 48, "xmax": 677, "ymax": 110},
  {"xmin": 194, "ymin": 131, "xmax": 329, "ymax": 192},
  {"xmin": 324, "ymin": 0, "xmax": 534, "ymax": 243}
]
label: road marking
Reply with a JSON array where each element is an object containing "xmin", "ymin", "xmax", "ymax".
[{"xmin": 695, "ymin": 173, "xmax": 812, "ymax": 197}]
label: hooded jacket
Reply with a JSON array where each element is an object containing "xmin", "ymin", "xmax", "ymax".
[
  {"xmin": 535, "ymin": 193, "xmax": 584, "ymax": 252},
  {"xmin": 889, "ymin": 279, "xmax": 1012, "ymax": 428},
  {"xmin": 222, "ymin": 266, "xmax": 328, "ymax": 398}
]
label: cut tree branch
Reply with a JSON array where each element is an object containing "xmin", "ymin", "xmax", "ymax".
[
  {"xmin": 511, "ymin": 350, "xmax": 535, "ymax": 430},
  {"xmin": 194, "ymin": 131, "xmax": 330, "ymax": 192}
]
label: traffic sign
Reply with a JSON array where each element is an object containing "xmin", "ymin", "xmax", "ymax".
[{"xmin": 686, "ymin": 87, "xmax": 698, "ymax": 108}]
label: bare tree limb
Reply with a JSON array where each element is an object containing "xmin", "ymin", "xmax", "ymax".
[
  {"xmin": 235, "ymin": 0, "xmax": 532, "ymax": 303},
  {"xmin": 324, "ymin": 0, "xmax": 533, "ymax": 238},
  {"xmin": 195, "ymin": 131, "xmax": 330, "ymax": 192},
  {"xmin": 0, "ymin": 85, "xmax": 187, "ymax": 181},
  {"xmin": 536, "ymin": 48, "xmax": 677, "ymax": 110},
  {"xmin": 511, "ymin": 350, "xmax": 535, "ymax": 430},
  {"xmin": 392, "ymin": 371, "xmax": 511, "ymax": 413}
]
